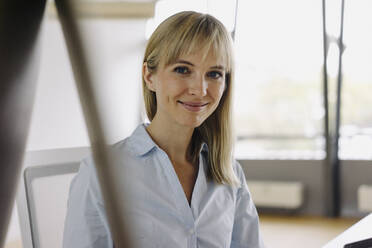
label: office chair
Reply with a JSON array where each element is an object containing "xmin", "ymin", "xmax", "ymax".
[{"xmin": 22, "ymin": 162, "xmax": 80, "ymax": 248}]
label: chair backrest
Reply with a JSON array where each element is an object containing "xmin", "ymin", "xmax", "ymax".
[{"xmin": 24, "ymin": 162, "xmax": 80, "ymax": 248}]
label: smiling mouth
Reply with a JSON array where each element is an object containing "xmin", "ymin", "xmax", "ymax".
[{"xmin": 177, "ymin": 101, "xmax": 209, "ymax": 112}]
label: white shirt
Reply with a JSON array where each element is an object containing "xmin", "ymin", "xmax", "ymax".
[{"xmin": 63, "ymin": 124, "xmax": 265, "ymax": 248}]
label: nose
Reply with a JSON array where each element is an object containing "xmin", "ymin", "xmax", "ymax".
[{"xmin": 188, "ymin": 74, "xmax": 207, "ymax": 96}]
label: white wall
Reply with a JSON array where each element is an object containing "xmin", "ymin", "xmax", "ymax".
[{"xmin": 26, "ymin": 17, "xmax": 147, "ymax": 151}]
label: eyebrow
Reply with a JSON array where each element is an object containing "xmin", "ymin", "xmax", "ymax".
[{"xmin": 175, "ymin": 60, "xmax": 225, "ymax": 70}]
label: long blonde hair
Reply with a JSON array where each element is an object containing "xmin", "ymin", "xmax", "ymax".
[{"xmin": 142, "ymin": 11, "xmax": 239, "ymax": 186}]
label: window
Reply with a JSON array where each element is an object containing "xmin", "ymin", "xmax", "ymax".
[
  {"xmin": 234, "ymin": 0, "xmax": 325, "ymax": 159},
  {"xmin": 339, "ymin": 0, "xmax": 372, "ymax": 160}
]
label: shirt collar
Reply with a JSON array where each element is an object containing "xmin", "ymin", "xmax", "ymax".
[
  {"xmin": 129, "ymin": 123, "xmax": 209, "ymax": 157},
  {"xmin": 129, "ymin": 123, "xmax": 158, "ymax": 156}
]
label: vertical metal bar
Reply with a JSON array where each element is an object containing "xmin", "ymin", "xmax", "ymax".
[
  {"xmin": 0, "ymin": 0, "xmax": 46, "ymax": 246},
  {"xmin": 332, "ymin": 0, "xmax": 346, "ymax": 217},
  {"xmin": 54, "ymin": 0, "xmax": 132, "ymax": 247},
  {"xmin": 321, "ymin": 0, "xmax": 333, "ymax": 216},
  {"xmin": 231, "ymin": 0, "xmax": 239, "ymax": 41}
]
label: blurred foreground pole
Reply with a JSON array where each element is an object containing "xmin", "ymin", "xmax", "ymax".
[
  {"xmin": 55, "ymin": 0, "xmax": 133, "ymax": 246},
  {"xmin": 0, "ymin": 0, "xmax": 46, "ymax": 246}
]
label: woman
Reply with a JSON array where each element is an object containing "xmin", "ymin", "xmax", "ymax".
[{"xmin": 63, "ymin": 11, "xmax": 265, "ymax": 248}]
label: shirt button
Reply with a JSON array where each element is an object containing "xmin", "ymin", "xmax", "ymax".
[{"xmin": 188, "ymin": 228, "xmax": 194, "ymax": 235}]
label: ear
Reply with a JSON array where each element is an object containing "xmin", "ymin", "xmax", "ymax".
[{"xmin": 143, "ymin": 62, "xmax": 156, "ymax": 92}]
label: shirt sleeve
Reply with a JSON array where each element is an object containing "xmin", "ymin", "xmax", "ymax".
[
  {"xmin": 63, "ymin": 158, "xmax": 113, "ymax": 248},
  {"xmin": 231, "ymin": 161, "xmax": 266, "ymax": 248}
]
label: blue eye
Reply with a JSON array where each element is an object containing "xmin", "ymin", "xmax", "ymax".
[
  {"xmin": 174, "ymin": 66, "xmax": 190, "ymax": 74},
  {"xmin": 207, "ymin": 71, "xmax": 223, "ymax": 79}
]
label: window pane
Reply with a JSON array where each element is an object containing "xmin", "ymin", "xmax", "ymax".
[
  {"xmin": 339, "ymin": 0, "xmax": 372, "ymax": 160},
  {"xmin": 234, "ymin": 0, "xmax": 325, "ymax": 159}
]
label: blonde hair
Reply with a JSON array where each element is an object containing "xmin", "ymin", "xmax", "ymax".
[{"xmin": 142, "ymin": 11, "xmax": 239, "ymax": 186}]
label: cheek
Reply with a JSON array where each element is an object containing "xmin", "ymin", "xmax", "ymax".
[
  {"xmin": 210, "ymin": 82, "xmax": 226, "ymax": 101},
  {"xmin": 156, "ymin": 78, "xmax": 185, "ymax": 103},
  {"xmin": 163, "ymin": 79, "xmax": 187, "ymax": 97}
]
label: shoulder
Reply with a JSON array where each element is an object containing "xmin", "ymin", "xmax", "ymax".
[
  {"xmin": 232, "ymin": 160, "xmax": 245, "ymax": 180},
  {"xmin": 109, "ymin": 123, "xmax": 154, "ymax": 158},
  {"xmin": 115, "ymin": 123, "xmax": 157, "ymax": 157},
  {"xmin": 230, "ymin": 160, "xmax": 245, "ymax": 187},
  {"xmin": 79, "ymin": 134, "xmax": 133, "ymax": 173},
  {"xmin": 75, "ymin": 132, "xmax": 135, "ymax": 201},
  {"xmin": 80, "ymin": 133, "xmax": 135, "ymax": 174},
  {"xmin": 111, "ymin": 136, "xmax": 136, "ymax": 157},
  {"xmin": 232, "ymin": 160, "xmax": 243, "ymax": 172}
]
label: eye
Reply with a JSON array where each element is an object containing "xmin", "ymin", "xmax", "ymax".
[
  {"xmin": 207, "ymin": 71, "xmax": 223, "ymax": 79},
  {"xmin": 174, "ymin": 66, "xmax": 190, "ymax": 74}
]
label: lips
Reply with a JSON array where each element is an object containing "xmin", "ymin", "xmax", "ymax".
[{"xmin": 177, "ymin": 101, "xmax": 209, "ymax": 112}]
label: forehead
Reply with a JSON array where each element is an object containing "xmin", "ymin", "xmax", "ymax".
[
  {"xmin": 165, "ymin": 45, "xmax": 228, "ymax": 69},
  {"xmin": 177, "ymin": 50, "xmax": 226, "ymax": 68}
]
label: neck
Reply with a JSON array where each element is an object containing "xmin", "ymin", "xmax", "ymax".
[{"xmin": 146, "ymin": 117, "xmax": 194, "ymax": 164}]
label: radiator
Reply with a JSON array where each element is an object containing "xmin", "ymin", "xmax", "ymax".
[
  {"xmin": 358, "ymin": 184, "xmax": 372, "ymax": 212},
  {"xmin": 246, "ymin": 180, "xmax": 304, "ymax": 209}
]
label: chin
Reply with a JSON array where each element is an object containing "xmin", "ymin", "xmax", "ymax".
[{"xmin": 178, "ymin": 116, "xmax": 206, "ymax": 128}]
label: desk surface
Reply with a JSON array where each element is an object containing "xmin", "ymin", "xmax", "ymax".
[{"xmin": 323, "ymin": 213, "xmax": 372, "ymax": 248}]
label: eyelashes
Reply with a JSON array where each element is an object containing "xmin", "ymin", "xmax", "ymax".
[
  {"xmin": 173, "ymin": 66, "xmax": 224, "ymax": 79},
  {"xmin": 206, "ymin": 71, "xmax": 223, "ymax": 79},
  {"xmin": 173, "ymin": 66, "xmax": 190, "ymax": 74}
]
